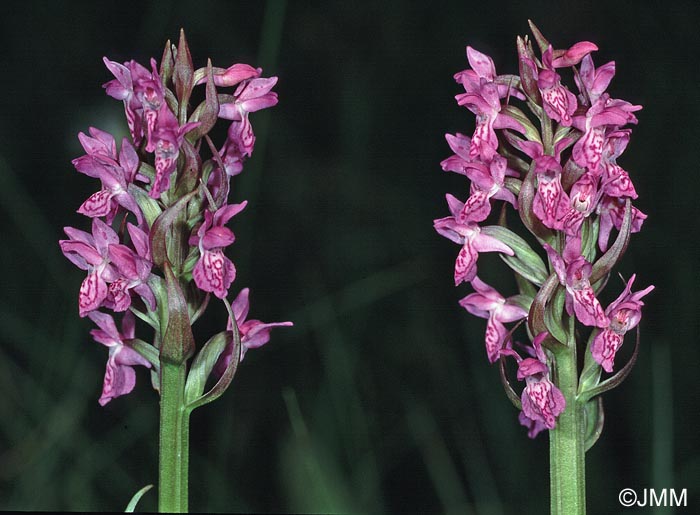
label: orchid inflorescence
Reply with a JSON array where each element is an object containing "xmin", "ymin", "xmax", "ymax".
[
  {"xmin": 435, "ymin": 21, "xmax": 653, "ymax": 440},
  {"xmin": 60, "ymin": 30, "xmax": 291, "ymax": 407}
]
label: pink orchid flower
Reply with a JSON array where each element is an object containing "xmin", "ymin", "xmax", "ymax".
[
  {"xmin": 89, "ymin": 311, "xmax": 151, "ymax": 406},
  {"xmin": 459, "ymin": 277, "xmax": 528, "ymax": 362},
  {"xmin": 591, "ymin": 275, "xmax": 654, "ymax": 372},
  {"xmin": 434, "ymin": 194, "xmax": 513, "ymax": 285},
  {"xmin": 190, "ymin": 202, "xmax": 247, "ymax": 299}
]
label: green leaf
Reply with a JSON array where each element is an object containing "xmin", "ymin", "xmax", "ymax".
[
  {"xmin": 150, "ymin": 368, "xmax": 161, "ymax": 393},
  {"xmin": 499, "ymin": 355, "xmax": 522, "ymax": 410},
  {"xmin": 149, "ymin": 189, "xmax": 197, "ymax": 268},
  {"xmin": 503, "ymin": 176, "xmax": 523, "ymax": 199},
  {"xmin": 578, "ymin": 329, "xmax": 603, "ymax": 395},
  {"xmin": 590, "ymin": 199, "xmax": 632, "ymax": 285},
  {"xmin": 128, "ymin": 338, "xmax": 160, "ymax": 369},
  {"xmin": 498, "ymin": 319, "xmax": 528, "ymax": 410},
  {"xmin": 580, "ymin": 217, "xmax": 599, "ymax": 263},
  {"xmin": 583, "ymin": 397, "xmax": 605, "ymax": 452},
  {"xmin": 125, "ymin": 484, "xmax": 154, "ymax": 512},
  {"xmin": 181, "ymin": 246, "xmax": 200, "ymax": 280},
  {"xmin": 500, "ymin": 105, "xmax": 542, "ymax": 143},
  {"xmin": 128, "ymin": 184, "xmax": 162, "ymax": 228},
  {"xmin": 514, "ymin": 272, "xmax": 538, "ymax": 298},
  {"xmin": 508, "ymin": 293, "xmax": 534, "ymax": 313},
  {"xmin": 186, "ymin": 319, "xmax": 241, "ymax": 412},
  {"xmin": 544, "ymin": 284, "xmax": 568, "ymax": 344},
  {"xmin": 187, "ymin": 60, "xmax": 220, "ymax": 141},
  {"xmin": 161, "ymin": 262, "xmax": 195, "ymax": 364},
  {"xmin": 481, "ymin": 225, "xmax": 549, "ymax": 285},
  {"xmin": 184, "ymin": 331, "xmax": 231, "ymax": 405},
  {"xmin": 527, "ymin": 273, "xmax": 562, "ymax": 343}
]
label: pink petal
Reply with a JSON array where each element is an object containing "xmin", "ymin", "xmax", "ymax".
[
  {"xmin": 517, "ymin": 357, "xmax": 549, "ymax": 380},
  {"xmin": 88, "ymin": 310, "xmax": 120, "ymax": 343},
  {"xmin": 236, "ymin": 76, "xmax": 278, "ymax": 104},
  {"xmin": 98, "ymin": 355, "xmax": 136, "ymax": 406},
  {"xmin": 231, "ymin": 287, "xmax": 251, "ymax": 324},
  {"xmin": 466, "ymin": 46, "xmax": 496, "ymax": 79},
  {"xmin": 92, "ymin": 218, "xmax": 119, "ymax": 253},
  {"xmin": 209, "ymin": 63, "xmax": 260, "ymax": 87},
  {"xmin": 60, "ymin": 240, "xmax": 102, "ymax": 269},
  {"xmin": 108, "ymin": 244, "xmax": 138, "ymax": 278},
  {"xmin": 201, "ymin": 227, "xmax": 235, "ymax": 250},
  {"xmin": 242, "ymin": 320, "xmax": 294, "ymax": 350},
  {"xmin": 445, "ymin": 132, "xmax": 472, "ymax": 161},
  {"xmin": 471, "ymin": 232, "xmax": 513, "ymax": 255},
  {"xmin": 127, "ymin": 223, "xmax": 150, "ymax": 259},
  {"xmin": 213, "ymin": 201, "xmax": 248, "ymax": 226},
  {"xmin": 551, "ymin": 41, "xmax": 598, "ymax": 68}
]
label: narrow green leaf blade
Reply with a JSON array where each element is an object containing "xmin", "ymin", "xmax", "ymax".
[
  {"xmin": 125, "ymin": 484, "xmax": 154, "ymax": 512},
  {"xmin": 184, "ymin": 330, "xmax": 231, "ymax": 405}
]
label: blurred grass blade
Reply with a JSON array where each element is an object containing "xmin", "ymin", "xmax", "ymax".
[
  {"xmin": 652, "ymin": 340, "xmax": 674, "ymax": 513},
  {"xmin": 406, "ymin": 401, "xmax": 473, "ymax": 515},
  {"xmin": 125, "ymin": 484, "xmax": 153, "ymax": 512},
  {"xmin": 0, "ymin": 155, "xmax": 71, "ymax": 294}
]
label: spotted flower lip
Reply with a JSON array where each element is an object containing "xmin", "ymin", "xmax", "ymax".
[{"xmin": 532, "ymin": 155, "xmax": 569, "ymax": 230}]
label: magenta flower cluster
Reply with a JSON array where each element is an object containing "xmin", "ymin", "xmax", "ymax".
[
  {"xmin": 435, "ymin": 23, "xmax": 653, "ymax": 437},
  {"xmin": 60, "ymin": 32, "xmax": 291, "ymax": 406}
]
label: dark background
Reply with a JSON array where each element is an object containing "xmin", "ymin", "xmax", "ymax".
[{"xmin": 1, "ymin": 1, "xmax": 697, "ymax": 513}]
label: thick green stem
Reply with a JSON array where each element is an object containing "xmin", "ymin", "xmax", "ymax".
[
  {"xmin": 159, "ymin": 360, "xmax": 190, "ymax": 513},
  {"xmin": 549, "ymin": 342, "xmax": 586, "ymax": 515}
]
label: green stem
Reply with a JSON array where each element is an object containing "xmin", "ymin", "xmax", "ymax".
[
  {"xmin": 550, "ymin": 340, "xmax": 586, "ymax": 515},
  {"xmin": 159, "ymin": 360, "xmax": 190, "ymax": 513}
]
